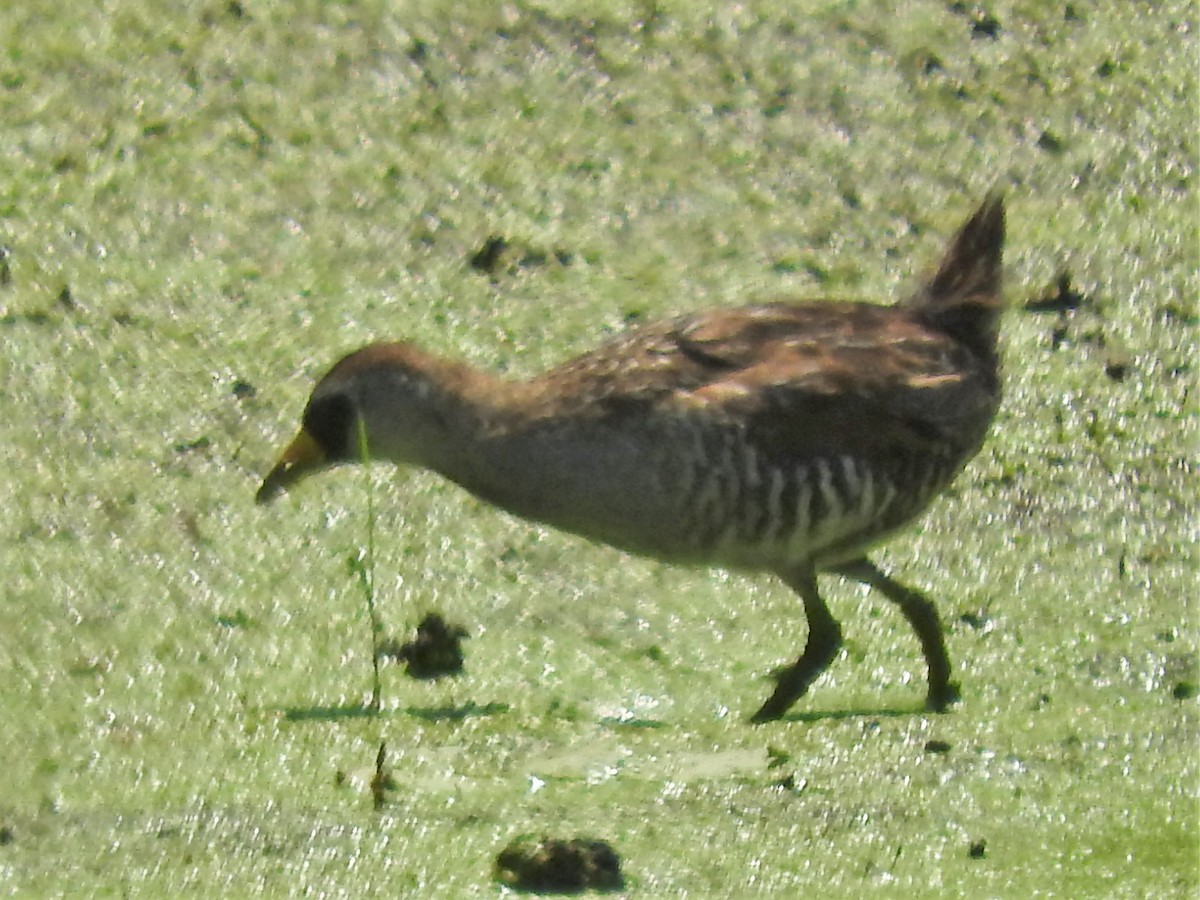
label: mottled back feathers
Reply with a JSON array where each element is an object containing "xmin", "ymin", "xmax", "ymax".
[{"xmin": 518, "ymin": 193, "xmax": 1004, "ymax": 468}]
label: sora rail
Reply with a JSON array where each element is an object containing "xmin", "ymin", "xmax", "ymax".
[{"xmin": 258, "ymin": 194, "xmax": 1005, "ymax": 722}]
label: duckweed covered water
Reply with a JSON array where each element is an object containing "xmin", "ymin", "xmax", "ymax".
[{"xmin": 0, "ymin": 1, "xmax": 1195, "ymax": 896}]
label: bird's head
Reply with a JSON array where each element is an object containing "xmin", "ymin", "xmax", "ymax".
[{"xmin": 256, "ymin": 342, "xmax": 470, "ymax": 504}]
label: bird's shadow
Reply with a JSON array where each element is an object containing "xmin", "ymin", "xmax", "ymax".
[
  {"xmin": 281, "ymin": 700, "xmax": 510, "ymax": 723},
  {"xmin": 773, "ymin": 704, "xmax": 937, "ymax": 725},
  {"xmin": 278, "ymin": 699, "xmax": 929, "ymax": 726}
]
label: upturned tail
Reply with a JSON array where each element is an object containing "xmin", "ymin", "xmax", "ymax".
[{"xmin": 905, "ymin": 193, "xmax": 1005, "ymax": 362}]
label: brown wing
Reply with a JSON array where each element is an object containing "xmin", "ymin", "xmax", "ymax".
[
  {"xmin": 527, "ymin": 302, "xmax": 998, "ymax": 462},
  {"xmin": 529, "ymin": 303, "xmax": 865, "ymax": 405}
]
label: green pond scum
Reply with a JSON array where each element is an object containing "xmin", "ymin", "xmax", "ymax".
[{"xmin": 0, "ymin": 1, "xmax": 1195, "ymax": 896}]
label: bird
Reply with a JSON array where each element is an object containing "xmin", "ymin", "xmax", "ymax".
[{"xmin": 257, "ymin": 194, "xmax": 1005, "ymax": 723}]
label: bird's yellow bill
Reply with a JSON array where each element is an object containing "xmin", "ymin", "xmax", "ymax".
[{"xmin": 256, "ymin": 429, "xmax": 326, "ymax": 505}]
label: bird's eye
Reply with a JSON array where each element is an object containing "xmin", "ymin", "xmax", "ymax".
[{"xmin": 302, "ymin": 392, "xmax": 355, "ymax": 460}]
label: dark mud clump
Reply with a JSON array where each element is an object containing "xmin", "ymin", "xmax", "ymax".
[
  {"xmin": 495, "ymin": 837, "xmax": 624, "ymax": 893},
  {"xmin": 378, "ymin": 613, "xmax": 468, "ymax": 680}
]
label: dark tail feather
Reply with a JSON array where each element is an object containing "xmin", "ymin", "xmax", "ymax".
[{"xmin": 906, "ymin": 193, "xmax": 1005, "ymax": 360}]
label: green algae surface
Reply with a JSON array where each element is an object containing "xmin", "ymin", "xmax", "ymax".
[{"xmin": 1, "ymin": 2, "xmax": 1195, "ymax": 896}]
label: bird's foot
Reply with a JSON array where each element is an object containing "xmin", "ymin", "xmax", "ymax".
[
  {"xmin": 926, "ymin": 680, "xmax": 961, "ymax": 713},
  {"xmin": 749, "ymin": 665, "xmax": 817, "ymax": 724}
]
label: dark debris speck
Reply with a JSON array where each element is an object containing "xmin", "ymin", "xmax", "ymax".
[
  {"xmin": 57, "ymin": 285, "xmax": 79, "ymax": 311},
  {"xmin": 971, "ymin": 14, "xmax": 1001, "ymax": 39},
  {"xmin": 232, "ymin": 379, "xmax": 257, "ymax": 399},
  {"xmin": 469, "ymin": 236, "xmax": 508, "ymax": 274},
  {"xmin": 1103, "ymin": 355, "xmax": 1131, "ymax": 382},
  {"xmin": 371, "ymin": 741, "xmax": 394, "ymax": 811},
  {"xmin": 173, "ymin": 436, "xmax": 212, "ymax": 453},
  {"xmin": 1025, "ymin": 273, "xmax": 1089, "ymax": 314},
  {"xmin": 957, "ymin": 610, "xmax": 991, "ymax": 630},
  {"xmin": 1036, "ymin": 130, "xmax": 1065, "ymax": 154},
  {"xmin": 470, "ymin": 236, "xmax": 574, "ymax": 276},
  {"xmin": 766, "ymin": 745, "xmax": 791, "ymax": 768}
]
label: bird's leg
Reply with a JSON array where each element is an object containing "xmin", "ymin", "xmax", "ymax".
[
  {"xmin": 750, "ymin": 567, "xmax": 843, "ymax": 723},
  {"xmin": 833, "ymin": 557, "xmax": 960, "ymax": 712}
]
